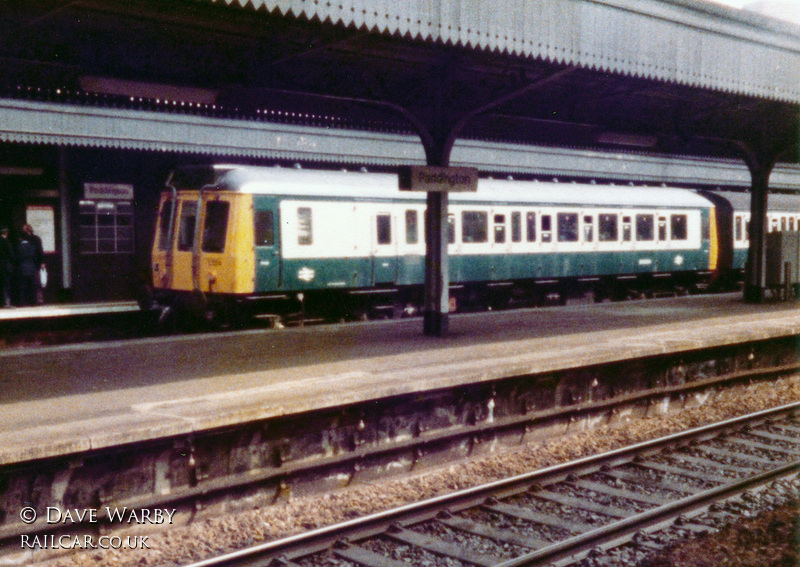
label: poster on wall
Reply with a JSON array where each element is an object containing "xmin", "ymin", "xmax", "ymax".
[{"xmin": 26, "ymin": 205, "xmax": 56, "ymax": 253}]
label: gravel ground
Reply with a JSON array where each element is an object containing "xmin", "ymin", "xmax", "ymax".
[
  {"xmin": 32, "ymin": 375, "xmax": 800, "ymax": 567},
  {"xmin": 645, "ymin": 499, "xmax": 800, "ymax": 567}
]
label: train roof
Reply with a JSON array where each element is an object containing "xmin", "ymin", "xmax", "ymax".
[
  {"xmin": 710, "ymin": 190, "xmax": 800, "ymax": 213},
  {"xmin": 169, "ymin": 165, "xmax": 714, "ymax": 209}
]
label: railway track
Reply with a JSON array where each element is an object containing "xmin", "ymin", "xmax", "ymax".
[{"xmin": 185, "ymin": 403, "xmax": 800, "ymax": 567}]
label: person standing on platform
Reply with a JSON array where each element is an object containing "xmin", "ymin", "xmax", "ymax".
[
  {"xmin": 0, "ymin": 226, "xmax": 14, "ymax": 307},
  {"xmin": 16, "ymin": 224, "xmax": 44, "ymax": 306}
]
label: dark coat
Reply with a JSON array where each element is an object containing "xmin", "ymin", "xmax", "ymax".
[
  {"xmin": 0, "ymin": 236, "xmax": 13, "ymax": 275},
  {"xmin": 16, "ymin": 234, "xmax": 43, "ymax": 278}
]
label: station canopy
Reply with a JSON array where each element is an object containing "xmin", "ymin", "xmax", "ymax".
[{"xmin": 0, "ymin": 0, "xmax": 799, "ymax": 164}]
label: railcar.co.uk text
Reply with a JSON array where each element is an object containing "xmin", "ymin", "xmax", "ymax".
[{"xmin": 18, "ymin": 507, "xmax": 177, "ymax": 550}]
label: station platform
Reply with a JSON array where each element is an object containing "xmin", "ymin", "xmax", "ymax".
[
  {"xmin": 2, "ymin": 293, "xmax": 800, "ymax": 466},
  {"xmin": 0, "ymin": 301, "xmax": 139, "ymax": 322}
]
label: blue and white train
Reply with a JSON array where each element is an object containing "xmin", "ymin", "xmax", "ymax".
[{"xmin": 148, "ymin": 164, "xmax": 798, "ymax": 324}]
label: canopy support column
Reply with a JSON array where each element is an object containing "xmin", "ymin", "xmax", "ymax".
[
  {"xmin": 420, "ymin": 133, "xmax": 455, "ymax": 337},
  {"xmin": 739, "ymin": 144, "xmax": 778, "ymax": 303},
  {"xmin": 423, "ymin": 189, "xmax": 450, "ymax": 336}
]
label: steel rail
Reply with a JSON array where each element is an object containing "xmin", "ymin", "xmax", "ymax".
[
  {"xmin": 183, "ymin": 401, "xmax": 800, "ymax": 567},
  {"xmin": 495, "ymin": 459, "xmax": 800, "ymax": 566},
  {"xmin": 3, "ymin": 359, "xmax": 796, "ymax": 554}
]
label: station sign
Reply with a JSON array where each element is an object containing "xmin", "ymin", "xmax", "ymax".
[
  {"xmin": 83, "ymin": 182, "xmax": 134, "ymax": 200},
  {"xmin": 399, "ymin": 166, "xmax": 478, "ymax": 192}
]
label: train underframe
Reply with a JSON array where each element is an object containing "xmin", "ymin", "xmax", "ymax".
[{"xmin": 148, "ymin": 269, "xmax": 720, "ymax": 331}]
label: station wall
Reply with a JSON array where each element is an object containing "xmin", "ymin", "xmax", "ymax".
[{"xmin": 0, "ymin": 143, "xmax": 196, "ymax": 303}]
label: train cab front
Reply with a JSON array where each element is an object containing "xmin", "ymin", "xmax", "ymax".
[{"xmin": 149, "ymin": 168, "xmax": 255, "ymax": 329}]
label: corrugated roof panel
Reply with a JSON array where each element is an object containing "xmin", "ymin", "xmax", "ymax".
[
  {"xmin": 406, "ymin": 0, "xmax": 421, "ymax": 38},
  {"xmin": 4, "ymin": 96, "xmax": 799, "ymax": 188},
  {"xmin": 209, "ymin": 0, "xmax": 800, "ymax": 103}
]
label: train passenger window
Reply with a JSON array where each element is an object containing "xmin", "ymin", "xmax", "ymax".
[
  {"xmin": 157, "ymin": 200, "xmax": 173, "ymax": 251},
  {"xmin": 254, "ymin": 211, "xmax": 274, "ymax": 247},
  {"xmin": 599, "ymin": 214, "xmax": 618, "ymax": 241},
  {"xmin": 511, "ymin": 212, "xmax": 522, "ymax": 243},
  {"xmin": 494, "ymin": 214, "xmax": 506, "ymax": 244},
  {"xmin": 791, "ymin": 218, "xmax": 796, "ymax": 231},
  {"xmin": 448, "ymin": 214, "xmax": 456, "ymax": 244},
  {"xmin": 734, "ymin": 216, "xmax": 743, "ymax": 241},
  {"xmin": 781, "ymin": 217, "xmax": 788, "ymax": 231},
  {"xmin": 297, "ymin": 207, "xmax": 313, "ymax": 245},
  {"xmin": 557, "ymin": 213, "xmax": 579, "ymax": 242},
  {"xmin": 541, "ymin": 214, "xmax": 552, "ymax": 243},
  {"xmin": 405, "ymin": 210, "xmax": 418, "ymax": 244},
  {"xmin": 658, "ymin": 217, "xmax": 667, "ymax": 241},
  {"xmin": 462, "ymin": 211, "xmax": 488, "ymax": 243},
  {"xmin": 622, "ymin": 216, "xmax": 632, "ymax": 242},
  {"xmin": 636, "ymin": 214, "xmax": 654, "ymax": 241},
  {"xmin": 526, "ymin": 212, "xmax": 537, "ymax": 242},
  {"xmin": 202, "ymin": 201, "xmax": 229, "ymax": 253},
  {"xmin": 177, "ymin": 202, "xmax": 197, "ymax": 251},
  {"xmin": 583, "ymin": 216, "xmax": 594, "ymax": 242},
  {"xmin": 377, "ymin": 214, "xmax": 392, "ymax": 245},
  {"xmin": 670, "ymin": 215, "xmax": 688, "ymax": 240},
  {"xmin": 745, "ymin": 220, "xmax": 750, "ymax": 241}
]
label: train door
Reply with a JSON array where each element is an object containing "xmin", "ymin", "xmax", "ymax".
[
  {"xmin": 372, "ymin": 212, "xmax": 397, "ymax": 284},
  {"xmin": 253, "ymin": 197, "xmax": 281, "ymax": 291},
  {"xmin": 581, "ymin": 212, "xmax": 598, "ymax": 252},
  {"xmin": 168, "ymin": 197, "xmax": 199, "ymax": 291},
  {"xmin": 491, "ymin": 209, "xmax": 511, "ymax": 280},
  {"xmin": 152, "ymin": 194, "xmax": 177, "ymax": 290}
]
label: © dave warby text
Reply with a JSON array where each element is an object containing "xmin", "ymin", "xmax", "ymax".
[
  {"xmin": 19, "ymin": 507, "xmax": 177, "ymax": 551},
  {"xmin": 19, "ymin": 506, "xmax": 176, "ymax": 525}
]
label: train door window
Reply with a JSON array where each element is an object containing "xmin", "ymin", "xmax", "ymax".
[
  {"xmin": 671, "ymin": 214, "xmax": 688, "ymax": 240},
  {"xmin": 448, "ymin": 214, "xmax": 456, "ymax": 244},
  {"xmin": 202, "ymin": 201, "xmax": 229, "ymax": 253},
  {"xmin": 622, "ymin": 216, "xmax": 632, "ymax": 241},
  {"xmin": 791, "ymin": 218, "xmax": 796, "ymax": 231},
  {"xmin": 636, "ymin": 214, "xmax": 654, "ymax": 241},
  {"xmin": 462, "ymin": 211, "xmax": 488, "ymax": 243},
  {"xmin": 297, "ymin": 207, "xmax": 313, "ymax": 245},
  {"xmin": 157, "ymin": 200, "xmax": 174, "ymax": 251},
  {"xmin": 734, "ymin": 216, "xmax": 743, "ymax": 241},
  {"xmin": 376, "ymin": 214, "xmax": 392, "ymax": 245},
  {"xmin": 79, "ymin": 200, "xmax": 134, "ymax": 254},
  {"xmin": 511, "ymin": 211, "xmax": 522, "ymax": 243},
  {"xmin": 769, "ymin": 217, "xmax": 779, "ymax": 233},
  {"xmin": 493, "ymin": 214, "xmax": 506, "ymax": 243},
  {"xmin": 781, "ymin": 217, "xmax": 788, "ymax": 231},
  {"xmin": 405, "ymin": 210, "xmax": 419, "ymax": 244},
  {"xmin": 557, "ymin": 212, "xmax": 579, "ymax": 242},
  {"xmin": 658, "ymin": 216, "xmax": 667, "ymax": 241},
  {"xmin": 177, "ymin": 201, "xmax": 197, "ymax": 251},
  {"xmin": 745, "ymin": 219, "xmax": 750, "ymax": 241},
  {"xmin": 254, "ymin": 211, "xmax": 275, "ymax": 246},
  {"xmin": 526, "ymin": 212, "xmax": 537, "ymax": 242},
  {"xmin": 583, "ymin": 215, "xmax": 594, "ymax": 242},
  {"xmin": 599, "ymin": 214, "xmax": 618, "ymax": 241},
  {"xmin": 541, "ymin": 214, "xmax": 552, "ymax": 242}
]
